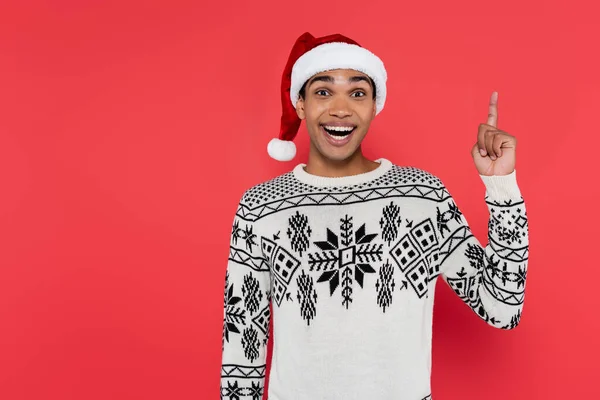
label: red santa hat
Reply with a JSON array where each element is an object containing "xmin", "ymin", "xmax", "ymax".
[{"xmin": 267, "ymin": 31, "xmax": 388, "ymax": 162}]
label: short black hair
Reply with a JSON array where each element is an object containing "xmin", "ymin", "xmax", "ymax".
[{"xmin": 298, "ymin": 74, "xmax": 377, "ymax": 100}]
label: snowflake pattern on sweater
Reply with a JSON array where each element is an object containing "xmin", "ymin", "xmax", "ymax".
[{"xmin": 219, "ymin": 158, "xmax": 529, "ymax": 400}]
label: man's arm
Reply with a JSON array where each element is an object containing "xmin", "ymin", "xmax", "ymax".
[
  {"xmin": 220, "ymin": 193, "xmax": 272, "ymax": 399},
  {"xmin": 433, "ymin": 169, "xmax": 529, "ymax": 329}
]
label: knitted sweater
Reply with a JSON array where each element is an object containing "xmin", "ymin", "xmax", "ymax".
[{"xmin": 219, "ymin": 157, "xmax": 529, "ymax": 400}]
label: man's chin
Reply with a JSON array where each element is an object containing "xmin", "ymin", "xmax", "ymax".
[{"xmin": 315, "ymin": 142, "xmax": 359, "ymax": 162}]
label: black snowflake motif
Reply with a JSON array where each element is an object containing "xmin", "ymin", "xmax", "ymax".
[
  {"xmin": 242, "ymin": 272, "xmax": 263, "ymax": 315},
  {"xmin": 380, "ymin": 201, "xmax": 402, "ymax": 246},
  {"xmin": 515, "ymin": 265, "xmax": 527, "ymax": 289},
  {"xmin": 375, "ymin": 259, "xmax": 395, "ymax": 312},
  {"xmin": 504, "ymin": 228, "xmax": 522, "ymax": 244},
  {"xmin": 222, "ymin": 272, "xmax": 246, "ymax": 349},
  {"xmin": 221, "ymin": 381, "xmax": 244, "ymax": 400},
  {"xmin": 490, "ymin": 258, "xmax": 526, "ymax": 288},
  {"xmin": 308, "ymin": 214, "xmax": 383, "ymax": 309},
  {"xmin": 232, "ymin": 220, "xmax": 258, "ymax": 252},
  {"xmin": 296, "ymin": 270, "xmax": 317, "ymax": 325},
  {"xmin": 247, "ymin": 381, "xmax": 264, "ymax": 400},
  {"xmin": 495, "ymin": 221, "xmax": 523, "ymax": 245},
  {"xmin": 287, "ymin": 211, "xmax": 312, "ymax": 256},
  {"xmin": 241, "ymin": 326, "xmax": 260, "ymax": 362},
  {"xmin": 221, "ymin": 379, "xmax": 263, "ymax": 400},
  {"xmin": 436, "ymin": 201, "xmax": 463, "ymax": 238}
]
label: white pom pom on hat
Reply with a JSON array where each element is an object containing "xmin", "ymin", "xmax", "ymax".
[
  {"xmin": 268, "ymin": 31, "xmax": 388, "ymax": 162},
  {"xmin": 267, "ymin": 138, "xmax": 297, "ymax": 162}
]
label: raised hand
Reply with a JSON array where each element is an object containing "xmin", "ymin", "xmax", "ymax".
[{"xmin": 471, "ymin": 91, "xmax": 517, "ymax": 176}]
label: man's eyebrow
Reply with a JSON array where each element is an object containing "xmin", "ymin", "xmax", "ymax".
[
  {"xmin": 306, "ymin": 75, "xmax": 372, "ymax": 88},
  {"xmin": 348, "ymin": 75, "xmax": 371, "ymax": 85},
  {"xmin": 306, "ymin": 75, "xmax": 334, "ymax": 87}
]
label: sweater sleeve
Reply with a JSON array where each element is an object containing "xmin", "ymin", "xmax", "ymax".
[
  {"xmin": 220, "ymin": 193, "xmax": 272, "ymax": 399},
  {"xmin": 433, "ymin": 169, "xmax": 529, "ymax": 329}
]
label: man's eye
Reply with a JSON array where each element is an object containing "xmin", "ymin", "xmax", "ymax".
[
  {"xmin": 316, "ymin": 90, "xmax": 329, "ymax": 96},
  {"xmin": 352, "ymin": 91, "xmax": 366, "ymax": 97}
]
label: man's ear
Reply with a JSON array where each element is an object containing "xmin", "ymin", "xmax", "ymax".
[
  {"xmin": 371, "ymin": 100, "xmax": 377, "ymax": 118},
  {"xmin": 296, "ymin": 97, "xmax": 306, "ymax": 120}
]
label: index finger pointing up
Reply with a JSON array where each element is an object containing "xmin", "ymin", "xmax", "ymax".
[{"xmin": 487, "ymin": 91, "xmax": 499, "ymax": 127}]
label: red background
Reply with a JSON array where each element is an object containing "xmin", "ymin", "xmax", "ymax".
[{"xmin": 1, "ymin": 1, "xmax": 598, "ymax": 399}]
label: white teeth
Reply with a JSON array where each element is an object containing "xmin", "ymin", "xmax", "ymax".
[{"xmin": 324, "ymin": 125, "xmax": 354, "ymax": 131}]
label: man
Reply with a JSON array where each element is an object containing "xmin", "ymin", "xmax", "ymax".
[{"xmin": 219, "ymin": 32, "xmax": 529, "ymax": 400}]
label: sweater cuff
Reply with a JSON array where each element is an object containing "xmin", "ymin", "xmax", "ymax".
[{"xmin": 479, "ymin": 169, "xmax": 522, "ymax": 201}]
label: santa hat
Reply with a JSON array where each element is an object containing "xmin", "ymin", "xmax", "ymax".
[{"xmin": 267, "ymin": 32, "xmax": 388, "ymax": 162}]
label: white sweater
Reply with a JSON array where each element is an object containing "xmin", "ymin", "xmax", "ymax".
[{"xmin": 219, "ymin": 157, "xmax": 529, "ymax": 400}]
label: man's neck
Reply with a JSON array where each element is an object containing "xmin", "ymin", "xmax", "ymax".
[{"xmin": 303, "ymin": 150, "xmax": 380, "ymax": 178}]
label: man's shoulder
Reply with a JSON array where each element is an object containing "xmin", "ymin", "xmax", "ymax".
[
  {"xmin": 238, "ymin": 169, "xmax": 295, "ymax": 206},
  {"xmin": 388, "ymin": 162, "xmax": 445, "ymax": 188}
]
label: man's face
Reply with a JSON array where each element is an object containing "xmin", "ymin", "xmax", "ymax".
[{"xmin": 295, "ymin": 69, "xmax": 377, "ymax": 162}]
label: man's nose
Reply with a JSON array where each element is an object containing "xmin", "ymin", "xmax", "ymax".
[{"xmin": 328, "ymin": 95, "xmax": 352, "ymax": 117}]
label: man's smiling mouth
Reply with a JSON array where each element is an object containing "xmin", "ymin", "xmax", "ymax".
[
  {"xmin": 321, "ymin": 124, "xmax": 356, "ymax": 137},
  {"xmin": 320, "ymin": 124, "xmax": 357, "ymax": 146}
]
